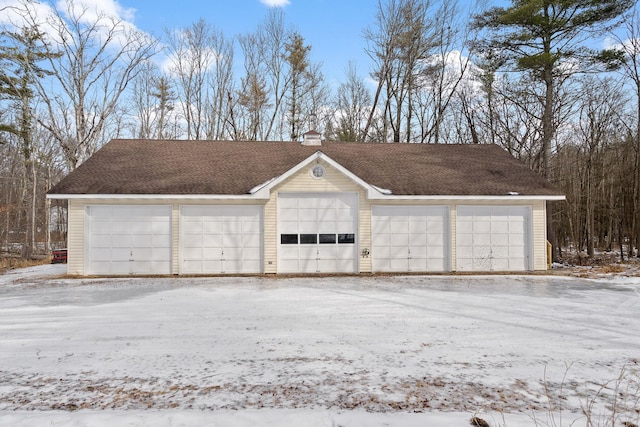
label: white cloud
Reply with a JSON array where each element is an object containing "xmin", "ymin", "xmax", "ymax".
[
  {"xmin": 0, "ymin": 0, "xmax": 143, "ymax": 48},
  {"xmin": 259, "ymin": 0, "xmax": 290, "ymax": 7},
  {"xmin": 55, "ymin": 0, "xmax": 136, "ymax": 24}
]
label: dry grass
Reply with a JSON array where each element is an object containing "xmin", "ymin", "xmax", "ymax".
[{"xmin": 0, "ymin": 257, "xmax": 50, "ymax": 274}]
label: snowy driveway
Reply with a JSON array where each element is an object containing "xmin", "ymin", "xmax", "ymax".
[{"xmin": 0, "ymin": 265, "xmax": 639, "ymax": 425}]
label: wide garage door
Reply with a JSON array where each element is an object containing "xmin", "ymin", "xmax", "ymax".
[
  {"xmin": 371, "ymin": 206, "xmax": 449, "ymax": 272},
  {"xmin": 86, "ymin": 205, "xmax": 172, "ymax": 275},
  {"xmin": 180, "ymin": 205, "xmax": 262, "ymax": 274},
  {"xmin": 278, "ymin": 193, "xmax": 358, "ymax": 273},
  {"xmin": 456, "ymin": 205, "xmax": 531, "ymax": 271}
]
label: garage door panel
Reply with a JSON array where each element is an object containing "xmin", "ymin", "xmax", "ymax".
[
  {"xmin": 222, "ymin": 221, "xmax": 242, "ymax": 234},
  {"xmin": 203, "ymin": 235, "xmax": 223, "ymax": 247},
  {"xmin": 371, "ymin": 206, "xmax": 449, "ymax": 273},
  {"xmin": 456, "ymin": 205, "xmax": 530, "ymax": 272},
  {"xmin": 335, "ymin": 221, "xmax": 354, "ymax": 234},
  {"xmin": 242, "ymin": 220, "xmax": 261, "ymax": 234},
  {"xmin": 91, "ymin": 261, "xmax": 129, "ymax": 275},
  {"xmin": 131, "ymin": 235, "xmax": 153, "ymax": 248},
  {"xmin": 473, "ymin": 221, "xmax": 491, "ymax": 233},
  {"xmin": 492, "ymin": 246, "xmax": 509, "ymax": 259},
  {"xmin": 318, "ymin": 246, "xmax": 337, "ymax": 259},
  {"xmin": 456, "ymin": 245, "xmax": 473, "ymax": 259},
  {"xmin": 318, "ymin": 210, "xmax": 337, "ymax": 222},
  {"xmin": 472, "ymin": 245, "xmax": 491, "ymax": 258},
  {"xmin": 91, "ymin": 234, "xmax": 115, "ymax": 247},
  {"xmin": 390, "ymin": 233, "xmax": 409, "ymax": 246},
  {"xmin": 457, "ymin": 221, "xmax": 473, "ymax": 234},
  {"xmin": 389, "ymin": 220, "xmax": 408, "ymax": 234},
  {"xmin": 202, "ymin": 247, "xmax": 221, "ymax": 259},
  {"xmin": 317, "ymin": 259, "xmax": 337, "ymax": 271},
  {"xmin": 278, "ymin": 193, "xmax": 358, "ymax": 273},
  {"xmin": 509, "ymin": 234, "xmax": 525, "ymax": 245},
  {"xmin": 411, "ymin": 245, "xmax": 428, "ymax": 258},
  {"xmin": 182, "ymin": 221, "xmax": 204, "ymax": 234},
  {"xmin": 373, "ymin": 245, "xmax": 390, "ymax": 259},
  {"xmin": 199, "ymin": 260, "xmax": 221, "ymax": 271},
  {"xmin": 390, "ymin": 258, "xmax": 409, "ymax": 271},
  {"xmin": 490, "ymin": 258, "xmax": 509, "ymax": 271},
  {"xmin": 180, "ymin": 205, "xmax": 263, "ymax": 274},
  {"xmin": 389, "ymin": 246, "xmax": 408, "ymax": 259},
  {"xmin": 86, "ymin": 205, "xmax": 172, "ymax": 275},
  {"xmin": 409, "ymin": 221, "xmax": 428, "ymax": 234},
  {"xmin": 296, "ymin": 222, "xmax": 316, "ymax": 234},
  {"xmin": 491, "ymin": 234, "xmax": 509, "ymax": 245},
  {"xmin": 474, "ymin": 233, "xmax": 492, "ymax": 246}
]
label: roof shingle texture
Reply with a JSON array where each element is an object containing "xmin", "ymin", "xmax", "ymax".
[{"xmin": 48, "ymin": 139, "xmax": 563, "ymax": 196}]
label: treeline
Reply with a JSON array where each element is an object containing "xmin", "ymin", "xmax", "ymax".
[{"xmin": 1, "ymin": 0, "xmax": 640, "ymax": 261}]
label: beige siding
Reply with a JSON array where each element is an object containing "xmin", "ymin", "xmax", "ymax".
[
  {"xmin": 532, "ymin": 200, "xmax": 547, "ymax": 270},
  {"xmin": 172, "ymin": 204, "xmax": 179, "ymax": 274},
  {"xmin": 264, "ymin": 196, "xmax": 277, "ymax": 273},
  {"xmin": 67, "ymin": 199, "xmax": 85, "ymax": 275},
  {"xmin": 359, "ymin": 192, "xmax": 372, "ymax": 272},
  {"xmin": 450, "ymin": 206, "xmax": 457, "ymax": 271}
]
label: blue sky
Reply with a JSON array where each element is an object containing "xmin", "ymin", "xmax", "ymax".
[{"xmin": 129, "ymin": 0, "xmax": 379, "ymax": 85}]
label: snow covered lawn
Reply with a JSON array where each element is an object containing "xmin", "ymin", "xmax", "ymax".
[{"xmin": 0, "ymin": 265, "xmax": 639, "ymax": 426}]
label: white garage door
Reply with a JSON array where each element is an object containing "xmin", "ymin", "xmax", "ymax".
[
  {"xmin": 278, "ymin": 193, "xmax": 358, "ymax": 273},
  {"xmin": 456, "ymin": 206, "xmax": 531, "ymax": 271},
  {"xmin": 180, "ymin": 205, "xmax": 262, "ymax": 274},
  {"xmin": 371, "ymin": 206, "xmax": 449, "ymax": 272},
  {"xmin": 86, "ymin": 205, "xmax": 172, "ymax": 275}
]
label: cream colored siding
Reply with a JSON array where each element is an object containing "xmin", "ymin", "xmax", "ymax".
[
  {"xmin": 359, "ymin": 193, "xmax": 372, "ymax": 272},
  {"xmin": 67, "ymin": 199, "xmax": 85, "ymax": 275},
  {"xmin": 264, "ymin": 197, "xmax": 277, "ymax": 273},
  {"xmin": 450, "ymin": 207, "xmax": 457, "ymax": 271},
  {"xmin": 532, "ymin": 200, "xmax": 547, "ymax": 270},
  {"xmin": 172, "ymin": 204, "xmax": 179, "ymax": 274}
]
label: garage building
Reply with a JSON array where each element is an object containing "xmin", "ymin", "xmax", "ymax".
[{"xmin": 47, "ymin": 137, "xmax": 565, "ymax": 275}]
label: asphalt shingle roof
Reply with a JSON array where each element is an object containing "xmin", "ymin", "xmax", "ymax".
[{"xmin": 48, "ymin": 139, "xmax": 564, "ymax": 197}]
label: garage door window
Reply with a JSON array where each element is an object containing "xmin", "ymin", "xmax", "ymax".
[
  {"xmin": 338, "ymin": 233, "xmax": 355, "ymax": 244},
  {"xmin": 300, "ymin": 234, "xmax": 317, "ymax": 244},
  {"xmin": 319, "ymin": 234, "xmax": 336, "ymax": 244},
  {"xmin": 281, "ymin": 234, "xmax": 298, "ymax": 244}
]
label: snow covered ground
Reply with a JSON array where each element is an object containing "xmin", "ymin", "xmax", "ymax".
[{"xmin": 0, "ymin": 265, "xmax": 639, "ymax": 426}]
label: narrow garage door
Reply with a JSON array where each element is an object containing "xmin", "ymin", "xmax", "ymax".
[
  {"xmin": 86, "ymin": 205, "xmax": 172, "ymax": 275},
  {"xmin": 456, "ymin": 206, "xmax": 531, "ymax": 271},
  {"xmin": 278, "ymin": 193, "xmax": 358, "ymax": 273},
  {"xmin": 371, "ymin": 206, "xmax": 449, "ymax": 272},
  {"xmin": 180, "ymin": 205, "xmax": 262, "ymax": 274}
]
